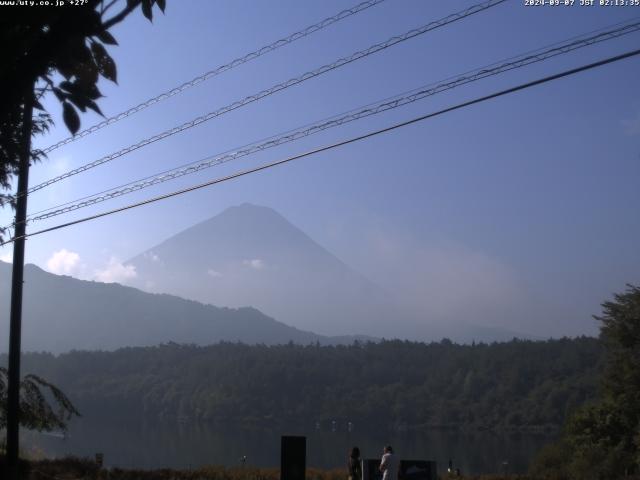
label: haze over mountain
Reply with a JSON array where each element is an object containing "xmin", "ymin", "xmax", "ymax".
[
  {"xmin": 0, "ymin": 262, "xmax": 365, "ymax": 354},
  {"xmin": 0, "ymin": 216, "xmax": 532, "ymax": 354},
  {"xmin": 124, "ymin": 203, "xmax": 535, "ymax": 341},
  {"xmin": 125, "ymin": 203, "xmax": 396, "ymax": 337}
]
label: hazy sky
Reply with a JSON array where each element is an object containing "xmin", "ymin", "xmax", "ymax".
[{"xmin": 1, "ymin": 0, "xmax": 639, "ymax": 338}]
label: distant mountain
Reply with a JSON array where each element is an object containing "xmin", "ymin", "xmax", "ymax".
[
  {"xmin": 0, "ymin": 262, "xmax": 369, "ymax": 354},
  {"xmin": 125, "ymin": 203, "xmax": 395, "ymax": 337}
]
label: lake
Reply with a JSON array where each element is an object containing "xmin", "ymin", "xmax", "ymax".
[{"xmin": 21, "ymin": 417, "xmax": 555, "ymax": 475}]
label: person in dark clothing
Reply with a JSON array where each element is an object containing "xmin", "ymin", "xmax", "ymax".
[{"xmin": 348, "ymin": 446, "xmax": 362, "ymax": 480}]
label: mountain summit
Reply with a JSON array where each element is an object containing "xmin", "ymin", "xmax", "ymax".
[{"xmin": 125, "ymin": 203, "xmax": 392, "ymax": 336}]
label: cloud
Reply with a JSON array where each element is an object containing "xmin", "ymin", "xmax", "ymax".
[
  {"xmin": 94, "ymin": 258, "xmax": 137, "ymax": 284},
  {"xmin": 622, "ymin": 112, "xmax": 640, "ymax": 136},
  {"xmin": 0, "ymin": 251, "xmax": 12, "ymax": 263},
  {"xmin": 207, "ymin": 268, "xmax": 222, "ymax": 278},
  {"xmin": 46, "ymin": 249, "xmax": 81, "ymax": 275},
  {"xmin": 242, "ymin": 259, "xmax": 265, "ymax": 270}
]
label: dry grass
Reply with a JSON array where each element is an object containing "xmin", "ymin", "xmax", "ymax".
[
  {"xmin": 2, "ymin": 456, "xmax": 348, "ymax": 480},
  {"xmin": 5, "ymin": 457, "xmax": 640, "ymax": 480}
]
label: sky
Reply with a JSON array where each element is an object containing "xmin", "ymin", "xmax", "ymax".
[{"xmin": 1, "ymin": 0, "xmax": 639, "ymax": 339}]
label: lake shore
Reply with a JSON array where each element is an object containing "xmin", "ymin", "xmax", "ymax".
[{"xmin": 0, "ymin": 455, "xmax": 571, "ymax": 480}]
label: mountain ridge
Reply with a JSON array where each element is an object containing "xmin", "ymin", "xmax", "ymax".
[{"xmin": 0, "ymin": 261, "xmax": 374, "ymax": 354}]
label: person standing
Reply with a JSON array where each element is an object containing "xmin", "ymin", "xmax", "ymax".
[
  {"xmin": 348, "ymin": 446, "xmax": 362, "ymax": 480},
  {"xmin": 379, "ymin": 445, "xmax": 398, "ymax": 480}
]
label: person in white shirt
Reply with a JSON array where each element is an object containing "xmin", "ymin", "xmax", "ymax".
[{"xmin": 379, "ymin": 445, "xmax": 398, "ymax": 480}]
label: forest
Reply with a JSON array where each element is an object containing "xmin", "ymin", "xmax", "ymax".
[{"xmin": 2, "ymin": 336, "xmax": 601, "ymax": 432}]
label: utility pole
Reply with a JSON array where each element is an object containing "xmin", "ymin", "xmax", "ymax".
[{"xmin": 6, "ymin": 82, "xmax": 34, "ymax": 480}]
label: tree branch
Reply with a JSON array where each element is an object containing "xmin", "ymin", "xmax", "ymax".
[
  {"xmin": 101, "ymin": 0, "xmax": 120, "ymax": 17},
  {"xmin": 102, "ymin": 0, "xmax": 141, "ymax": 30}
]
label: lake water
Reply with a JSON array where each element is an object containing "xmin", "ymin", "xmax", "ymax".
[{"xmin": 22, "ymin": 418, "xmax": 555, "ymax": 475}]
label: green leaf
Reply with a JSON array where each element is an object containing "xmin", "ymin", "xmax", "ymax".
[
  {"xmin": 52, "ymin": 87, "xmax": 66, "ymax": 102},
  {"xmin": 75, "ymin": 61, "xmax": 100, "ymax": 88},
  {"xmin": 142, "ymin": 0, "xmax": 153, "ymax": 21},
  {"xmin": 59, "ymin": 80, "xmax": 75, "ymax": 93},
  {"xmin": 91, "ymin": 42, "xmax": 117, "ymax": 84},
  {"xmin": 156, "ymin": 0, "xmax": 166, "ymax": 13},
  {"xmin": 57, "ymin": 62, "xmax": 74, "ymax": 79},
  {"xmin": 96, "ymin": 30, "xmax": 118, "ymax": 45},
  {"xmin": 85, "ymin": 9, "xmax": 103, "ymax": 32},
  {"xmin": 62, "ymin": 102, "xmax": 80, "ymax": 135},
  {"xmin": 90, "ymin": 41, "xmax": 108, "ymax": 64},
  {"xmin": 86, "ymin": 84, "xmax": 103, "ymax": 100},
  {"xmin": 67, "ymin": 39, "xmax": 93, "ymax": 65},
  {"xmin": 86, "ymin": 99, "xmax": 104, "ymax": 117},
  {"xmin": 100, "ymin": 54, "xmax": 117, "ymax": 83},
  {"xmin": 68, "ymin": 94, "xmax": 88, "ymax": 113}
]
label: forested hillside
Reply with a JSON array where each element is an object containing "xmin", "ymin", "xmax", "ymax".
[{"xmin": 4, "ymin": 337, "xmax": 601, "ymax": 431}]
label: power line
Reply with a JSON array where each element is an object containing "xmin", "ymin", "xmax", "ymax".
[
  {"xmin": 3, "ymin": 47, "xmax": 638, "ymax": 246},
  {"xmin": 40, "ymin": 0, "xmax": 388, "ymax": 155},
  {"xmin": 19, "ymin": 18, "xmax": 640, "ymax": 226},
  {"xmin": 24, "ymin": 0, "xmax": 506, "ymax": 197}
]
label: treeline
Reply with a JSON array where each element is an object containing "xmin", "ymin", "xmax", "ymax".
[
  {"xmin": 530, "ymin": 285, "xmax": 640, "ymax": 479},
  {"xmin": 3, "ymin": 337, "xmax": 601, "ymax": 431}
]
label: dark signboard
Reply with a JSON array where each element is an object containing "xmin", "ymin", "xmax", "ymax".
[
  {"xmin": 281, "ymin": 435, "xmax": 306, "ymax": 480},
  {"xmin": 363, "ymin": 458, "xmax": 383, "ymax": 480}
]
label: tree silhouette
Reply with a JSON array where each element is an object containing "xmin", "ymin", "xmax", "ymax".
[
  {"xmin": 532, "ymin": 285, "xmax": 640, "ymax": 479},
  {"xmin": 0, "ymin": 367, "xmax": 79, "ymax": 433},
  {"xmin": 0, "ymin": 0, "xmax": 166, "ymax": 235},
  {"xmin": 0, "ymin": 0, "xmax": 166, "ymax": 456}
]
